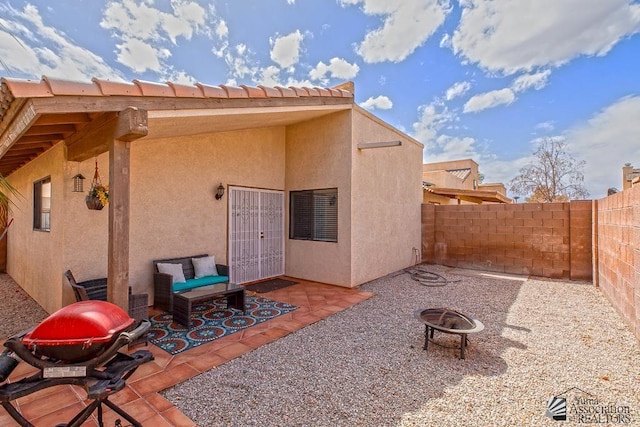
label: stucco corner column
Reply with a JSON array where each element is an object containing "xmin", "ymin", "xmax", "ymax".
[{"xmin": 107, "ymin": 107, "xmax": 148, "ymax": 311}]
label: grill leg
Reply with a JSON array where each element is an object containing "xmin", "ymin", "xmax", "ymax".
[
  {"xmin": 2, "ymin": 400, "xmax": 33, "ymax": 427},
  {"xmin": 103, "ymin": 398, "xmax": 143, "ymax": 427},
  {"xmin": 65, "ymin": 399, "xmax": 100, "ymax": 427}
]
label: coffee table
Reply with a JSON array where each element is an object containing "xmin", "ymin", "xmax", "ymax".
[{"xmin": 173, "ymin": 283, "xmax": 245, "ymax": 329}]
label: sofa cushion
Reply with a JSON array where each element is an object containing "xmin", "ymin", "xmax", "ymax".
[
  {"xmin": 173, "ymin": 275, "xmax": 229, "ymax": 292},
  {"xmin": 192, "ymin": 256, "xmax": 219, "ymax": 278},
  {"xmin": 157, "ymin": 262, "xmax": 186, "ymax": 284}
]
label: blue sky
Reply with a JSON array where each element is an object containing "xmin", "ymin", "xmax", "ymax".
[{"xmin": 1, "ymin": 0, "xmax": 639, "ymax": 198}]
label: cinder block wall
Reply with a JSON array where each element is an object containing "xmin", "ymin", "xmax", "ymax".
[
  {"xmin": 421, "ymin": 201, "xmax": 593, "ymax": 279},
  {"xmin": 595, "ymin": 186, "xmax": 640, "ymax": 340}
]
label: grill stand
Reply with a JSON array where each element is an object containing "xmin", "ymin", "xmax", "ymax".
[{"xmin": 0, "ymin": 350, "xmax": 153, "ymax": 427}]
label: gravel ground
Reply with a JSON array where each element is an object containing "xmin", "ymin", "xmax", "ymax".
[
  {"xmin": 0, "ymin": 274, "xmax": 48, "ymax": 338},
  {"xmin": 164, "ymin": 266, "xmax": 640, "ymax": 427}
]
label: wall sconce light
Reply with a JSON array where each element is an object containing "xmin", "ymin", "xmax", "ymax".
[
  {"xmin": 72, "ymin": 174, "xmax": 85, "ymax": 192},
  {"xmin": 215, "ymin": 183, "xmax": 225, "ymax": 200}
]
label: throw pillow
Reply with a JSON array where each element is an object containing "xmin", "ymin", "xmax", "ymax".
[
  {"xmin": 157, "ymin": 262, "xmax": 186, "ymax": 284},
  {"xmin": 192, "ymin": 256, "xmax": 219, "ymax": 278}
]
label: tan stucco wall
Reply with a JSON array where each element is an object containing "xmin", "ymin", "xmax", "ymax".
[
  {"xmin": 285, "ymin": 111, "xmax": 353, "ymax": 286},
  {"xmin": 479, "ymin": 182, "xmax": 507, "ymax": 195},
  {"xmin": 7, "ymin": 127, "xmax": 286, "ymax": 310},
  {"xmin": 423, "ymin": 158, "xmax": 479, "ymax": 190},
  {"xmin": 351, "ymin": 107, "xmax": 423, "ymax": 285},
  {"xmin": 423, "ymin": 170, "xmax": 464, "ymax": 188},
  {"xmin": 128, "ymin": 126, "xmax": 286, "ymax": 299},
  {"xmin": 422, "ymin": 191, "xmax": 455, "ymax": 205},
  {"xmin": 5, "ymin": 107, "xmax": 422, "ymax": 308},
  {"xmin": 6, "ymin": 144, "xmax": 68, "ymax": 313}
]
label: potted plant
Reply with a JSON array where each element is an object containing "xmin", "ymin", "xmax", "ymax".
[
  {"xmin": 86, "ymin": 161, "xmax": 109, "ymax": 210},
  {"xmin": 86, "ymin": 184, "xmax": 109, "ymax": 210}
]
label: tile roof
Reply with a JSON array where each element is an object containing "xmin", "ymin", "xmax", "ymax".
[
  {"xmin": 0, "ymin": 76, "xmax": 353, "ymax": 123},
  {"xmin": 2, "ymin": 76, "xmax": 352, "ymax": 100},
  {"xmin": 446, "ymin": 168, "xmax": 471, "ymax": 181},
  {"xmin": 0, "ymin": 76, "xmax": 354, "ymax": 176}
]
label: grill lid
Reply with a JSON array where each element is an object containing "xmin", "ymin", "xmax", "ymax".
[{"xmin": 22, "ymin": 300, "xmax": 134, "ymax": 348}]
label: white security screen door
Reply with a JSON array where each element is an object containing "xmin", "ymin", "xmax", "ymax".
[{"xmin": 228, "ymin": 187, "xmax": 284, "ymax": 283}]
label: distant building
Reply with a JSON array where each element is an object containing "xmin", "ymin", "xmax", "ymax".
[
  {"xmin": 622, "ymin": 163, "xmax": 640, "ymax": 190},
  {"xmin": 422, "ymin": 158, "xmax": 510, "ymax": 204}
]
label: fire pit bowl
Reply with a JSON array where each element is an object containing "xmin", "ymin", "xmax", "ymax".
[
  {"xmin": 414, "ymin": 308, "xmax": 484, "ymax": 359},
  {"xmin": 21, "ymin": 300, "xmax": 135, "ymax": 363}
]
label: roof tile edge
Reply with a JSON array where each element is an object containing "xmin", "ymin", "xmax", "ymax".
[{"xmin": 0, "ymin": 76, "xmax": 354, "ymax": 100}]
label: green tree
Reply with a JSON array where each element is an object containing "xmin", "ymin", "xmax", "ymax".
[
  {"xmin": 0, "ymin": 174, "xmax": 19, "ymax": 228},
  {"xmin": 509, "ymin": 138, "xmax": 589, "ymax": 202}
]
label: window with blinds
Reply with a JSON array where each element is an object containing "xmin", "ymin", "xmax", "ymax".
[
  {"xmin": 289, "ymin": 188, "xmax": 337, "ymax": 242},
  {"xmin": 33, "ymin": 177, "xmax": 51, "ymax": 232}
]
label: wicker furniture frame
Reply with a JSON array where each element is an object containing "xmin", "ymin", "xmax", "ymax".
[
  {"xmin": 152, "ymin": 254, "xmax": 229, "ymax": 312},
  {"xmin": 64, "ymin": 270, "xmax": 149, "ymax": 326}
]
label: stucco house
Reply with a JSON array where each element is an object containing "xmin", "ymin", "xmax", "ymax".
[
  {"xmin": 422, "ymin": 158, "xmax": 510, "ymax": 204},
  {"xmin": 0, "ymin": 77, "xmax": 423, "ymax": 314},
  {"xmin": 622, "ymin": 163, "xmax": 640, "ymax": 190}
]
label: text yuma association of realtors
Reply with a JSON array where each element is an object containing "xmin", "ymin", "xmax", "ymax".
[{"xmin": 569, "ymin": 396, "xmax": 633, "ymax": 424}]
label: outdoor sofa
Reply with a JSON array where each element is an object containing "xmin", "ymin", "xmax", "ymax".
[{"xmin": 152, "ymin": 254, "xmax": 229, "ymax": 312}]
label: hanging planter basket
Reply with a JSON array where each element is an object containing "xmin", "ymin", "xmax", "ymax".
[{"xmin": 86, "ymin": 161, "xmax": 109, "ymax": 211}]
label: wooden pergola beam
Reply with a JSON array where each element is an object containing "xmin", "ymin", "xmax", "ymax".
[
  {"xmin": 65, "ymin": 112, "xmax": 118, "ymax": 162},
  {"xmin": 457, "ymin": 195, "xmax": 483, "ymax": 204},
  {"xmin": 107, "ymin": 107, "xmax": 148, "ymax": 311}
]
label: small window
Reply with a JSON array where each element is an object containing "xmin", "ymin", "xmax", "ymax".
[
  {"xmin": 290, "ymin": 188, "xmax": 337, "ymax": 242},
  {"xmin": 34, "ymin": 177, "xmax": 51, "ymax": 231}
]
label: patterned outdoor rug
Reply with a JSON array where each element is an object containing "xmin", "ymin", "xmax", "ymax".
[{"xmin": 148, "ymin": 295, "xmax": 298, "ymax": 355}]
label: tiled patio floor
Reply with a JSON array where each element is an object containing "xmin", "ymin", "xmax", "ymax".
[{"xmin": 0, "ymin": 278, "xmax": 373, "ymax": 426}]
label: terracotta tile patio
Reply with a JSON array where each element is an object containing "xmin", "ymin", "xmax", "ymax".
[{"xmin": 0, "ymin": 278, "xmax": 373, "ymax": 426}]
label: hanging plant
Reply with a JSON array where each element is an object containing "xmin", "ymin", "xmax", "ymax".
[{"xmin": 86, "ymin": 161, "xmax": 109, "ymax": 210}]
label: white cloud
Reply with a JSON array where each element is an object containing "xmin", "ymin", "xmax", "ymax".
[
  {"xmin": 360, "ymin": 95, "xmax": 393, "ymax": 110},
  {"xmin": 215, "ymin": 20, "xmax": 228, "ymax": 39},
  {"xmin": 115, "ymin": 37, "xmax": 169, "ymax": 73},
  {"xmin": 270, "ymin": 30, "xmax": 304, "ymax": 68},
  {"xmin": 565, "ymin": 96, "xmax": 640, "ymax": 197},
  {"xmin": 345, "ymin": 0, "xmax": 451, "ymax": 63},
  {"xmin": 535, "ymin": 121, "xmax": 555, "ymax": 132},
  {"xmin": 224, "ymin": 43, "xmax": 260, "ymax": 80},
  {"xmin": 0, "ymin": 3, "xmax": 122, "ymax": 80},
  {"xmin": 463, "ymin": 88, "xmax": 515, "ymax": 113},
  {"xmin": 412, "ymin": 102, "xmax": 457, "ymax": 143},
  {"xmin": 259, "ymin": 65, "xmax": 282, "ymax": 86},
  {"xmin": 100, "ymin": 0, "xmax": 210, "ymax": 77},
  {"xmin": 426, "ymin": 134, "xmax": 479, "ymax": 162},
  {"xmin": 445, "ymin": 81, "xmax": 471, "ymax": 100},
  {"xmin": 309, "ymin": 57, "xmax": 359, "ymax": 81},
  {"xmin": 512, "ymin": 70, "xmax": 551, "ymax": 93},
  {"xmin": 480, "ymin": 157, "xmax": 531, "ymax": 191},
  {"xmin": 451, "ymin": 0, "xmax": 640, "ymax": 74},
  {"xmin": 459, "ymin": 70, "xmax": 549, "ymax": 114}
]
